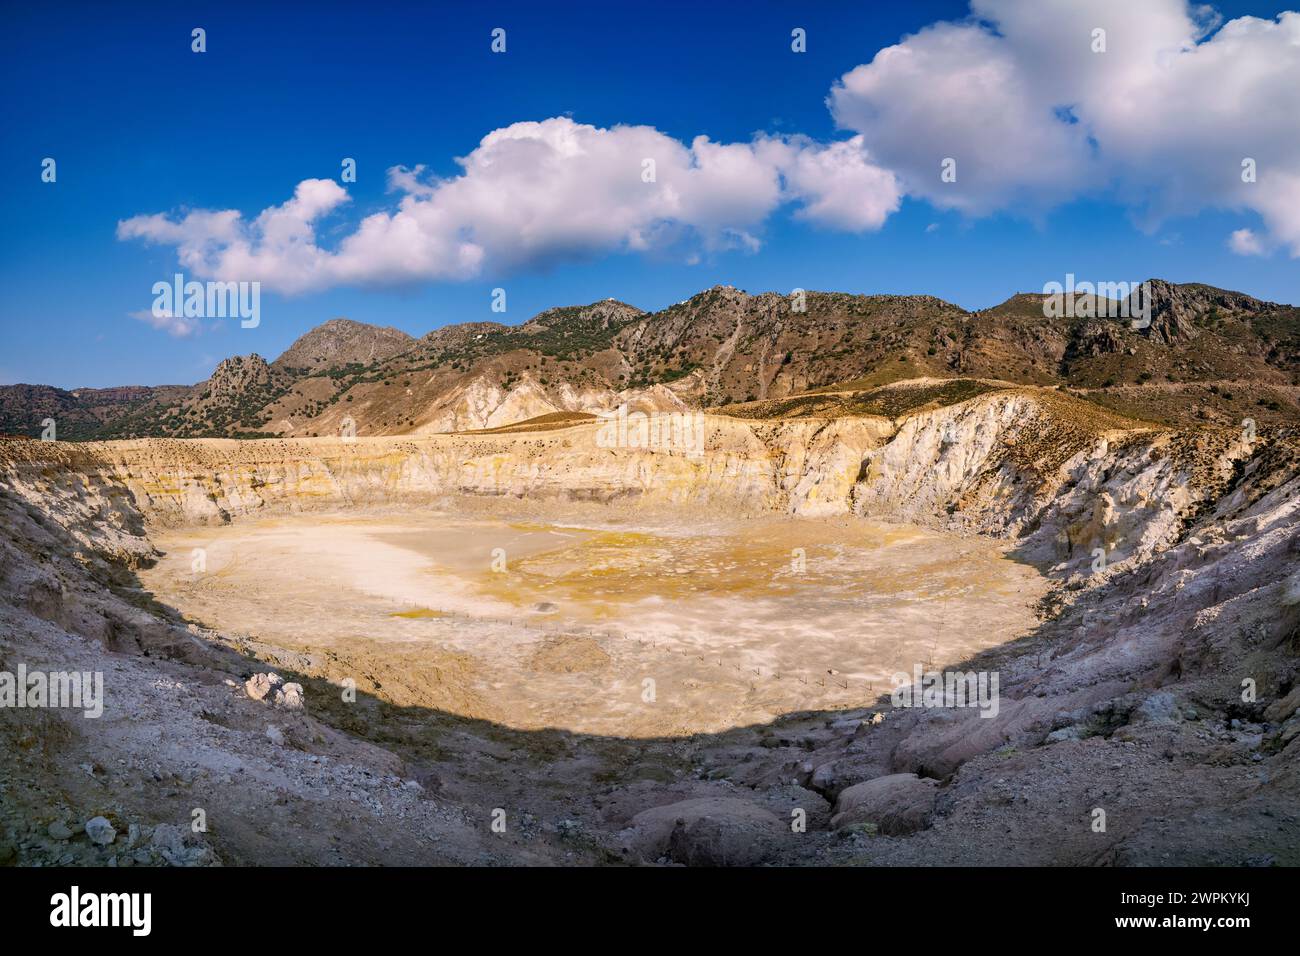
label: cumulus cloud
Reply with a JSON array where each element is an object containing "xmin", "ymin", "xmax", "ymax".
[
  {"xmin": 118, "ymin": 181, "xmax": 350, "ymax": 295},
  {"xmin": 829, "ymin": 0, "xmax": 1300, "ymax": 253},
  {"xmin": 828, "ymin": 20, "xmax": 1100, "ymax": 214},
  {"xmin": 118, "ymin": 119, "xmax": 899, "ymax": 294},
  {"xmin": 756, "ymin": 135, "xmax": 902, "ymax": 230},
  {"xmin": 1228, "ymin": 228, "xmax": 1266, "ymax": 256}
]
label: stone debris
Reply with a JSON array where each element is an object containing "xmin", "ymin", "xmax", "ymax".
[{"xmin": 149, "ymin": 824, "xmax": 218, "ymax": 867}]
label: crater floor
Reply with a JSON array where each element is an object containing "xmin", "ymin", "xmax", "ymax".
[{"xmin": 140, "ymin": 509, "xmax": 1047, "ymax": 737}]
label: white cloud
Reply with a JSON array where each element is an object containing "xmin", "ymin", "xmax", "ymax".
[
  {"xmin": 829, "ymin": 0, "xmax": 1300, "ymax": 254},
  {"xmin": 829, "ymin": 20, "xmax": 1100, "ymax": 214},
  {"xmin": 756, "ymin": 135, "xmax": 902, "ymax": 230},
  {"xmin": 118, "ymin": 119, "xmax": 900, "ymax": 294},
  {"xmin": 118, "ymin": 182, "xmax": 349, "ymax": 295},
  {"xmin": 1228, "ymin": 228, "xmax": 1266, "ymax": 256},
  {"xmin": 129, "ymin": 309, "xmax": 202, "ymax": 338}
]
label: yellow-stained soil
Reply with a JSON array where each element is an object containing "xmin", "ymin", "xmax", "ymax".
[{"xmin": 139, "ymin": 510, "xmax": 1047, "ymax": 737}]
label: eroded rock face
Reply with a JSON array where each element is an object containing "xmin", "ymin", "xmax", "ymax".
[
  {"xmin": 0, "ymin": 415, "xmax": 886, "ymax": 526},
  {"xmin": 1140, "ymin": 278, "xmax": 1271, "ymax": 347},
  {"xmin": 0, "ymin": 387, "xmax": 1242, "ymax": 573}
]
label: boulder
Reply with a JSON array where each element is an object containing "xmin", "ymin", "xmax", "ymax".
[
  {"xmin": 809, "ymin": 754, "xmax": 890, "ymax": 797},
  {"xmin": 623, "ymin": 797, "xmax": 785, "ymax": 866},
  {"xmin": 1265, "ymin": 686, "xmax": 1300, "ymax": 724},
  {"xmin": 245, "ymin": 672, "xmax": 283, "ymax": 702},
  {"xmin": 84, "ymin": 816, "xmax": 117, "ymax": 846},
  {"xmin": 1046, "ymin": 725, "xmax": 1086, "ymax": 743},
  {"xmin": 274, "ymin": 682, "xmax": 305, "ymax": 710},
  {"xmin": 831, "ymin": 773, "xmax": 939, "ymax": 835},
  {"xmin": 1132, "ymin": 691, "xmax": 1180, "ymax": 725}
]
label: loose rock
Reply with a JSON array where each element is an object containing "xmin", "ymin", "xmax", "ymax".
[
  {"xmin": 47, "ymin": 821, "xmax": 73, "ymax": 841},
  {"xmin": 85, "ymin": 816, "xmax": 117, "ymax": 846}
]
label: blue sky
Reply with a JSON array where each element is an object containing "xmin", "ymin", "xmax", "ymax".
[{"xmin": 2, "ymin": 0, "xmax": 1297, "ymax": 389}]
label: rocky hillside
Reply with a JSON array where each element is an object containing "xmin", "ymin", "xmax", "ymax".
[
  {"xmin": 0, "ymin": 384, "xmax": 189, "ymax": 440},
  {"xmin": 2, "ymin": 280, "xmax": 1297, "ymax": 440},
  {"xmin": 85, "ymin": 354, "xmax": 295, "ymax": 440}
]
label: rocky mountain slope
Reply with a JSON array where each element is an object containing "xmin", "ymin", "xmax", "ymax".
[
  {"xmin": 3, "ymin": 280, "xmax": 1297, "ymax": 442},
  {"xmin": 273, "ymin": 318, "xmax": 414, "ymax": 372}
]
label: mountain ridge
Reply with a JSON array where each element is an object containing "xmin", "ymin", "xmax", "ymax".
[{"xmin": 2, "ymin": 279, "xmax": 1297, "ymax": 440}]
